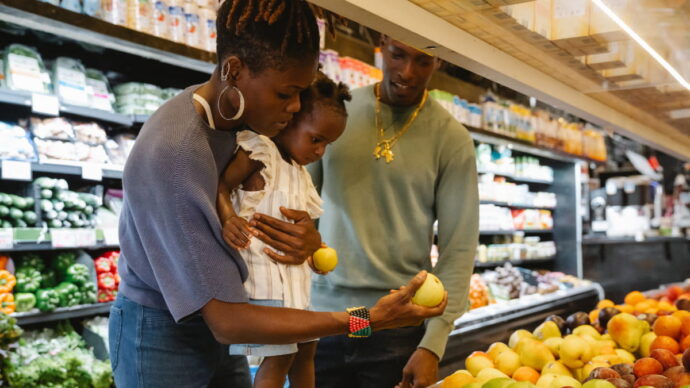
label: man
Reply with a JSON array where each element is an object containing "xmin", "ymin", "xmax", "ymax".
[{"xmin": 309, "ymin": 35, "xmax": 479, "ymax": 388}]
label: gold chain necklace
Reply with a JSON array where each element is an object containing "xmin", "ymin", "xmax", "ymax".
[{"xmin": 373, "ymin": 82, "xmax": 428, "ymax": 163}]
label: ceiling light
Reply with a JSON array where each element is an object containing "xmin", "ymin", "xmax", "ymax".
[
  {"xmin": 669, "ymin": 109, "xmax": 690, "ymax": 120},
  {"xmin": 592, "ymin": 0, "xmax": 690, "ymax": 92}
]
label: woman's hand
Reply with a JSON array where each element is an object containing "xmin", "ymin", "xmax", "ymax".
[
  {"xmin": 222, "ymin": 216, "xmax": 257, "ymax": 250},
  {"xmin": 370, "ymin": 271, "xmax": 447, "ymax": 331},
  {"xmin": 249, "ymin": 207, "xmax": 321, "ymax": 265}
]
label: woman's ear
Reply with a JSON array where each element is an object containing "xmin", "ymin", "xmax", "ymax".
[{"xmin": 224, "ymin": 56, "xmax": 245, "ymax": 81}]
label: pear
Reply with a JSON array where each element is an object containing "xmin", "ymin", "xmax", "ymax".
[
  {"xmin": 607, "ymin": 313, "xmax": 645, "ymax": 353},
  {"xmin": 581, "ymin": 380, "xmax": 616, "ymax": 388},
  {"xmin": 544, "ymin": 337, "xmax": 564, "ymax": 357},
  {"xmin": 517, "ymin": 338, "xmax": 555, "ymax": 371},
  {"xmin": 536, "ymin": 374, "xmax": 559, "ymax": 388},
  {"xmin": 507, "ymin": 382, "xmax": 536, "ymax": 388},
  {"xmin": 573, "ymin": 325, "xmax": 602, "ymax": 340},
  {"xmin": 614, "ymin": 349, "xmax": 635, "ymax": 364},
  {"xmin": 533, "ymin": 321, "xmax": 562, "ymax": 340},
  {"xmin": 590, "ymin": 354, "xmax": 618, "ymax": 365},
  {"xmin": 488, "ymin": 342, "xmax": 511, "ymax": 362},
  {"xmin": 510, "ymin": 330, "xmax": 534, "ymax": 349},
  {"xmin": 541, "ymin": 360, "xmax": 573, "ymax": 377},
  {"xmin": 476, "ymin": 368, "xmax": 510, "ymax": 385},
  {"xmin": 638, "ymin": 332, "xmax": 657, "ymax": 358},
  {"xmin": 482, "ymin": 378, "xmax": 514, "ymax": 388},
  {"xmin": 560, "ymin": 335, "xmax": 593, "ymax": 369},
  {"xmin": 463, "ymin": 383, "xmax": 483, "ymax": 388},
  {"xmin": 495, "ymin": 349, "xmax": 522, "ymax": 376},
  {"xmin": 549, "ymin": 375, "xmax": 581, "ymax": 388}
]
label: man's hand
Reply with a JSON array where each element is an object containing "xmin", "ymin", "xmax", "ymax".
[
  {"xmin": 396, "ymin": 348, "xmax": 440, "ymax": 388},
  {"xmin": 250, "ymin": 207, "xmax": 321, "ymax": 265}
]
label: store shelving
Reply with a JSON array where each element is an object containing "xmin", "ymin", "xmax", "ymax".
[
  {"xmin": 12, "ymin": 302, "xmax": 113, "ymax": 325},
  {"xmin": 474, "ymin": 257, "xmax": 555, "ymax": 269},
  {"xmin": 2, "ymin": 228, "xmax": 118, "ymax": 252},
  {"xmin": 479, "ymin": 200, "xmax": 555, "ymax": 210},
  {"xmin": 0, "ymin": 0, "xmax": 215, "ymax": 74},
  {"xmin": 0, "ymin": 89, "xmax": 134, "ymax": 127},
  {"xmin": 480, "ymin": 229, "xmax": 553, "ymax": 236},
  {"xmin": 0, "ymin": 161, "xmax": 124, "ymax": 180}
]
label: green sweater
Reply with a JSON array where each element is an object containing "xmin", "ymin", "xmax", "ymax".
[{"xmin": 309, "ymin": 85, "xmax": 479, "ymax": 359}]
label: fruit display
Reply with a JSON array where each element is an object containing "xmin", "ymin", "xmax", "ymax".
[
  {"xmin": 439, "ymin": 287, "xmax": 690, "ymax": 388},
  {"xmin": 10, "ymin": 251, "xmax": 97, "ymax": 314},
  {"xmin": 470, "ymin": 274, "xmax": 490, "ymax": 309}
]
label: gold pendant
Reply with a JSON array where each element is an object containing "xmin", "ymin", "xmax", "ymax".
[
  {"xmin": 373, "ymin": 141, "xmax": 394, "ymax": 163},
  {"xmin": 373, "ymin": 144, "xmax": 383, "ymax": 159},
  {"xmin": 384, "ymin": 147, "xmax": 394, "ymax": 163}
]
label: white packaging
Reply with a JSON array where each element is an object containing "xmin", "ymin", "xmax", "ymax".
[
  {"xmin": 184, "ymin": 2, "xmax": 200, "ymax": 48},
  {"xmin": 198, "ymin": 7, "xmax": 217, "ymax": 52},
  {"xmin": 168, "ymin": 0, "xmax": 185, "ymax": 42},
  {"xmin": 152, "ymin": 0, "xmax": 169, "ymax": 38}
]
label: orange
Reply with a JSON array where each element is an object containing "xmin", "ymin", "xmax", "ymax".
[
  {"xmin": 618, "ymin": 304, "xmax": 634, "ymax": 314},
  {"xmin": 590, "ymin": 309, "xmax": 601, "ymax": 324},
  {"xmin": 654, "ymin": 316, "xmax": 682, "ymax": 338},
  {"xmin": 512, "ymin": 366, "xmax": 540, "ymax": 384},
  {"xmin": 597, "ymin": 299, "xmax": 615, "ymax": 309},
  {"xmin": 626, "ymin": 291, "xmax": 646, "ymax": 306},
  {"xmin": 668, "ymin": 286, "xmax": 684, "ymax": 301},
  {"xmin": 680, "ymin": 335, "xmax": 690, "ymax": 351},
  {"xmin": 681, "ymin": 316, "xmax": 690, "ymax": 338},
  {"xmin": 650, "ymin": 335, "xmax": 680, "ymax": 354},
  {"xmin": 672, "ymin": 310, "xmax": 690, "ymax": 320},
  {"xmin": 658, "ymin": 301, "xmax": 676, "ymax": 311},
  {"xmin": 633, "ymin": 357, "xmax": 664, "ymax": 378}
]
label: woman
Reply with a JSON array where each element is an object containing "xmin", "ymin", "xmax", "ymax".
[{"xmin": 110, "ymin": 1, "xmax": 447, "ymax": 387}]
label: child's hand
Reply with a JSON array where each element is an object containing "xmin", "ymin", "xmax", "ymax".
[
  {"xmin": 307, "ymin": 256, "xmax": 328, "ymax": 275},
  {"xmin": 222, "ymin": 216, "xmax": 257, "ymax": 250}
]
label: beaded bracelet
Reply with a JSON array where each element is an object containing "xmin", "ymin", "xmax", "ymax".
[{"xmin": 346, "ymin": 306, "xmax": 372, "ymax": 338}]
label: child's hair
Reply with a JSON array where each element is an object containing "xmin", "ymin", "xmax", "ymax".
[
  {"xmin": 297, "ymin": 71, "xmax": 352, "ymax": 121},
  {"xmin": 216, "ymin": 0, "xmax": 320, "ymax": 73}
]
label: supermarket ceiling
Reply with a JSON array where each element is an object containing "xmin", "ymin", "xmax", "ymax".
[{"xmin": 311, "ymin": 0, "xmax": 690, "ymax": 159}]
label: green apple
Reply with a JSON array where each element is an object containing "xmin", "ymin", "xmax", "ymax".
[
  {"xmin": 412, "ymin": 273, "xmax": 445, "ymax": 307},
  {"xmin": 482, "ymin": 378, "xmax": 514, "ymax": 388},
  {"xmin": 313, "ymin": 246, "xmax": 338, "ymax": 272}
]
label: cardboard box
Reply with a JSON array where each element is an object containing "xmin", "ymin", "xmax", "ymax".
[{"xmin": 589, "ymin": 0, "xmax": 633, "ymax": 43}]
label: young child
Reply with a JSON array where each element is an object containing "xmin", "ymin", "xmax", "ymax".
[{"xmin": 216, "ymin": 72, "xmax": 351, "ymax": 388}]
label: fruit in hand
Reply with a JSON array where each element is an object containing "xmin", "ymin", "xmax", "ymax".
[
  {"xmin": 411, "ymin": 273, "xmax": 445, "ymax": 307},
  {"xmin": 312, "ymin": 246, "xmax": 338, "ymax": 272}
]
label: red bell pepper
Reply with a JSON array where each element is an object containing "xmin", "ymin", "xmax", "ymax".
[
  {"xmin": 98, "ymin": 272, "xmax": 116, "ymax": 290},
  {"xmin": 94, "ymin": 257, "xmax": 113, "ymax": 274},
  {"xmin": 97, "ymin": 289, "xmax": 114, "ymax": 303}
]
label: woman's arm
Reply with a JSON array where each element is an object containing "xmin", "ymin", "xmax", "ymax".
[{"xmin": 217, "ymin": 148, "xmax": 263, "ymax": 249}]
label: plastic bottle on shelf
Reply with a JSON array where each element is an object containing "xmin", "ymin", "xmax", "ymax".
[
  {"xmin": 183, "ymin": 2, "xmax": 200, "ymax": 48},
  {"xmin": 127, "ymin": 0, "xmax": 152, "ymax": 34},
  {"xmin": 151, "ymin": 0, "xmax": 169, "ymax": 38},
  {"xmin": 167, "ymin": 0, "xmax": 185, "ymax": 43},
  {"xmin": 198, "ymin": 7, "xmax": 217, "ymax": 52},
  {"xmin": 101, "ymin": 0, "xmax": 127, "ymax": 25}
]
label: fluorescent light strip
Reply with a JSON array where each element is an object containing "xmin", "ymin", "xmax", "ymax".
[{"xmin": 592, "ymin": 0, "xmax": 690, "ymax": 92}]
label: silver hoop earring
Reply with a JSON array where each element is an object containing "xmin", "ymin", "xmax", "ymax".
[
  {"xmin": 221, "ymin": 63, "xmax": 231, "ymax": 82},
  {"xmin": 217, "ymin": 85, "xmax": 245, "ymax": 121}
]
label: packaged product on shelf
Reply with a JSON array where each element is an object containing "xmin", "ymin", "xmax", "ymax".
[
  {"xmin": 53, "ymin": 57, "xmax": 89, "ymax": 106},
  {"xmin": 34, "ymin": 138, "xmax": 78, "ymax": 163},
  {"xmin": 114, "ymin": 82, "xmax": 164, "ymax": 115},
  {"xmin": 469, "ymin": 274, "xmax": 490, "ymax": 309},
  {"xmin": 198, "ymin": 6, "xmax": 217, "ymax": 52},
  {"xmin": 101, "ymin": 0, "xmax": 127, "ymax": 25},
  {"xmin": 183, "ymin": 2, "xmax": 200, "ymax": 48},
  {"xmin": 0, "ymin": 122, "xmax": 37, "ymax": 162},
  {"xmin": 83, "ymin": 0, "xmax": 101, "ymax": 16},
  {"xmin": 127, "ymin": 0, "xmax": 152, "ymax": 34},
  {"xmin": 151, "ymin": 0, "xmax": 169, "ymax": 38},
  {"xmin": 104, "ymin": 139, "xmax": 127, "ymax": 166},
  {"xmin": 161, "ymin": 87, "xmax": 182, "ymax": 101},
  {"xmin": 85, "ymin": 69, "xmax": 115, "ymax": 112},
  {"xmin": 30, "ymin": 117, "xmax": 75, "ymax": 141},
  {"xmin": 167, "ymin": 0, "xmax": 185, "ymax": 43},
  {"xmin": 60, "ymin": 0, "xmax": 82, "ymax": 13},
  {"xmin": 4, "ymin": 44, "xmax": 52, "ymax": 94},
  {"xmin": 73, "ymin": 122, "xmax": 108, "ymax": 145},
  {"xmin": 76, "ymin": 142, "xmax": 110, "ymax": 164}
]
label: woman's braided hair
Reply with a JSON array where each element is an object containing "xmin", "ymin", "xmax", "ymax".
[{"xmin": 217, "ymin": 0, "xmax": 320, "ymax": 73}]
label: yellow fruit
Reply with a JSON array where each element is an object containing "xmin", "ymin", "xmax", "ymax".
[
  {"xmin": 607, "ymin": 313, "xmax": 645, "ymax": 352},
  {"xmin": 487, "ymin": 342, "xmax": 511, "ymax": 362},
  {"xmin": 440, "ymin": 370, "xmax": 475, "ymax": 388},
  {"xmin": 516, "ymin": 338, "xmax": 555, "ymax": 371},
  {"xmin": 597, "ymin": 300, "xmax": 615, "ymax": 309},
  {"xmin": 549, "ymin": 376, "xmax": 581, "ymax": 388},
  {"xmin": 639, "ymin": 332, "xmax": 657, "ymax": 357},
  {"xmin": 541, "ymin": 361, "xmax": 572, "ymax": 377},
  {"xmin": 615, "ymin": 349, "xmax": 635, "ymax": 364},
  {"xmin": 543, "ymin": 337, "xmax": 564, "ymax": 357},
  {"xmin": 495, "ymin": 349, "xmax": 522, "ymax": 376},
  {"xmin": 559, "ymin": 335, "xmax": 592, "ymax": 369},
  {"xmin": 411, "ymin": 273, "xmax": 444, "ymax": 307},
  {"xmin": 475, "ymin": 368, "xmax": 510, "ymax": 385},
  {"xmin": 482, "ymin": 377, "xmax": 514, "ymax": 388},
  {"xmin": 312, "ymin": 246, "xmax": 338, "ymax": 272},
  {"xmin": 510, "ymin": 330, "xmax": 534, "ymax": 349},
  {"xmin": 533, "ymin": 321, "xmax": 562, "ymax": 341},
  {"xmin": 466, "ymin": 352, "xmax": 495, "ymax": 377},
  {"xmin": 573, "ymin": 325, "xmax": 602, "ymax": 340}
]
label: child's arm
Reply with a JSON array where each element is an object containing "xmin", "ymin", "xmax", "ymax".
[{"xmin": 218, "ymin": 148, "xmax": 263, "ymax": 249}]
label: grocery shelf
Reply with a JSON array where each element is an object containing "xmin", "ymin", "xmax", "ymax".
[
  {"xmin": 0, "ymin": 88, "xmax": 134, "ymax": 126},
  {"xmin": 27, "ymin": 161, "xmax": 123, "ymax": 180},
  {"xmin": 479, "ymin": 230, "xmax": 553, "ymax": 236},
  {"xmin": 0, "ymin": 0, "xmax": 215, "ymax": 74},
  {"xmin": 12, "ymin": 302, "xmax": 112, "ymax": 325},
  {"xmin": 132, "ymin": 115, "xmax": 150, "ymax": 125},
  {"xmin": 2, "ymin": 228, "xmax": 118, "ymax": 252},
  {"xmin": 477, "ymin": 169, "xmax": 554, "ymax": 185},
  {"xmin": 582, "ymin": 236, "xmax": 689, "ymax": 245},
  {"xmin": 474, "ymin": 257, "xmax": 555, "ymax": 269},
  {"xmin": 479, "ymin": 200, "xmax": 555, "ymax": 210}
]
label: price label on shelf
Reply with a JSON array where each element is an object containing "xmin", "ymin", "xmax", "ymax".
[
  {"xmin": 103, "ymin": 228, "xmax": 119, "ymax": 246},
  {"xmin": 81, "ymin": 164, "xmax": 103, "ymax": 181},
  {"xmin": 31, "ymin": 93, "xmax": 59, "ymax": 116},
  {"xmin": 51, "ymin": 228, "xmax": 97, "ymax": 248},
  {"xmin": 1, "ymin": 160, "xmax": 32, "ymax": 181},
  {"xmin": 0, "ymin": 228, "xmax": 13, "ymax": 249}
]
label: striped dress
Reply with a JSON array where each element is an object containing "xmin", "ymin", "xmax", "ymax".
[{"xmin": 231, "ymin": 130, "xmax": 323, "ymax": 310}]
